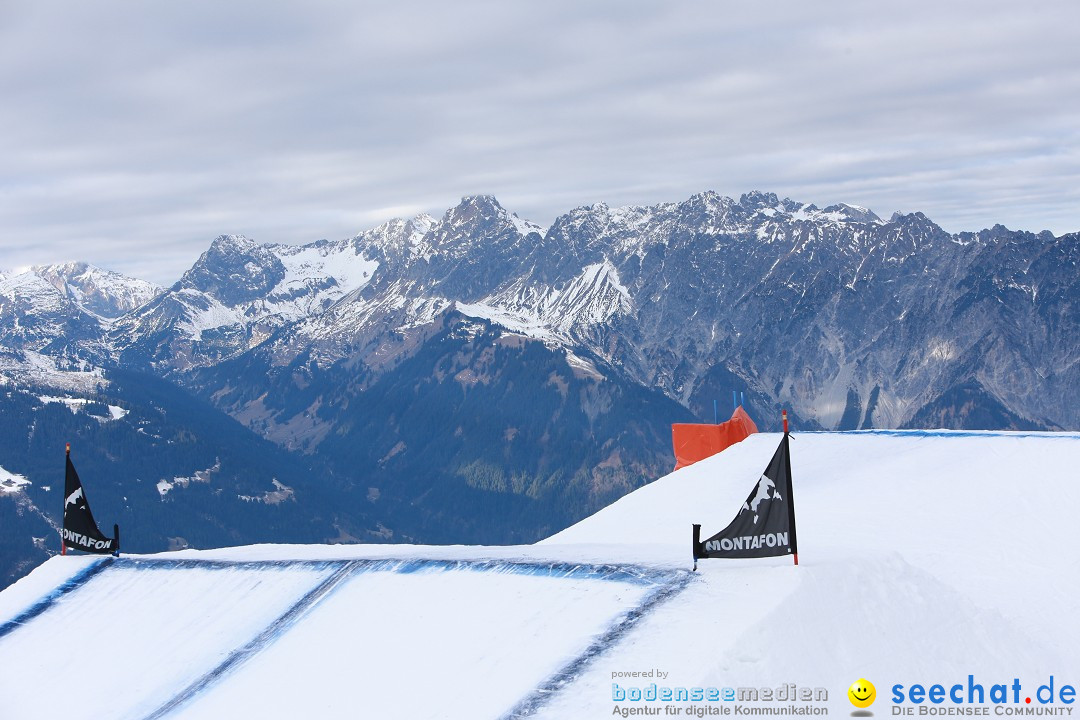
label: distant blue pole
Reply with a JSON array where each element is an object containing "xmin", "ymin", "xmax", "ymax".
[
  {"xmin": 740, "ymin": 391, "xmax": 745, "ymax": 408},
  {"xmin": 713, "ymin": 399, "xmax": 718, "ymax": 424},
  {"xmin": 732, "ymin": 390, "xmax": 737, "ymax": 411}
]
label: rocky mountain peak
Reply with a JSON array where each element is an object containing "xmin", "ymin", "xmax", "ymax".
[
  {"xmin": 738, "ymin": 190, "xmax": 781, "ymax": 210},
  {"xmin": 180, "ymin": 235, "xmax": 287, "ymax": 306},
  {"xmin": 438, "ymin": 196, "xmax": 543, "ymax": 241},
  {"xmin": 820, "ymin": 203, "xmax": 881, "ymax": 224},
  {"xmin": 31, "ymin": 262, "xmax": 161, "ymax": 319},
  {"xmin": 208, "ymin": 234, "xmax": 259, "ymax": 252},
  {"xmin": 358, "ymin": 215, "xmax": 436, "ymax": 260},
  {"xmin": 404, "ymin": 213, "xmax": 436, "ymax": 238},
  {"xmin": 440, "ymin": 195, "xmax": 506, "ymax": 233}
]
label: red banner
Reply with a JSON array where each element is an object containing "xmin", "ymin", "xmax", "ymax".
[{"xmin": 672, "ymin": 406, "xmax": 758, "ymax": 470}]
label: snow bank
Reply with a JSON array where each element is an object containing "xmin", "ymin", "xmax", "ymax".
[
  {"xmin": 0, "ymin": 464, "xmax": 31, "ymax": 493},
  {"xmin": 537, "ymin": 430, "xmax": 1080, "ymax": 717},
  {"xmin": 0, "ymin": 431, "xmax": 1077, "ymax": 718}
]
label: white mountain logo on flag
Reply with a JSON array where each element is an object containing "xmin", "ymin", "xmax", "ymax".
[
  {"xmin": 742, "ymin": 475, "xmax": 780, "ymax": 524},
  {"xmin": 65, "ymin": 486, "xmax": 84, "ymax": 509}
]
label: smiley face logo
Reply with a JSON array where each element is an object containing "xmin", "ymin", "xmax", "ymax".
[{"xmin": 848, "ymin": 678, "xmax": 876, "ymax": 708}]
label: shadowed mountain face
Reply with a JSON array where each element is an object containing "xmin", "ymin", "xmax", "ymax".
[
  {"xmin": 2, "ymin": 191, "xmax": 1077, "ymax": 586},
  {"xmin": 197, "ymin": 311, "xmax": 694, "ymax": 544}
]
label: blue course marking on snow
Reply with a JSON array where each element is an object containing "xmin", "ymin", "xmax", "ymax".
[
  {"xmin": 0, "ymin": 557, "xmax": 346, "ymax": 643},
  {"xmin": 499, "ymin": 570, "xmax": 697, "ymax": 719},
  {"xmin": 111, "ymin": 557, "xmax": 349, "ymax": 573},
  {"xmin": 0, "ymin": 557, "xmax": 114, "ymax": 641},
  {"xmin": 140, "ymin": 559, "xmax": 361, "ymax": 720},
  {"xmin": 349, "ymin": 557, "xmax": 665, "ymax": 586},
  {"xmin": 805, "ymin": 430, "xmax": 1080, "ymax": 440},
  {"xmin": 116, "ymin": 555, "xmax": 665, "ymax": 586},
  {"xmin": 133, "ymin": 557, "xmax": 682, "ymax": 719},
  {"xmin": 0, "ymin": 555, "xmax": 687, "ymax": 718}
]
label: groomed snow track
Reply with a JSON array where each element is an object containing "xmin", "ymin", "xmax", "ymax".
[
  {"xmin": 4, "ymin": 431, "xmax": 1079, "ymax": 719},
  {"xmin": 0, "ymin": 556, "xmax": 693, "ymax": 720}
]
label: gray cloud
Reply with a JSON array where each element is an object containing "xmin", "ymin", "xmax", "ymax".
[{"xmin": 1, "ymin": 0, "xmax": 1078, "ymax": 283}]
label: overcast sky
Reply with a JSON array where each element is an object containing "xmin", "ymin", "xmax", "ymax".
[{"xmin": 2, "ymin": 0, "xmax": 1079, "ymax": 284}]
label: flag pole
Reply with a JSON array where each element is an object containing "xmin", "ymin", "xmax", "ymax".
[
  {"xmin": 781, "ymin": 410, "xmax": 799, "ymax": 566},
  {"xmin": 61, "ymin": 443, "xmax": 70, "ymax": 556}
]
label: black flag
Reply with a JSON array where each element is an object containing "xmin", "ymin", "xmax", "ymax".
[
  {"xmin": 62, "ymin": 445, "xmax": 119, "ymax": 555},
  {"xmin": 693, "ymin": 432, "xmax": 797, "ymax": 562}
]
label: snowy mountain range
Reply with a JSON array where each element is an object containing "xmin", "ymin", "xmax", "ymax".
[
  {"xmin": 2, "ymin": 190, "xmax": 1078, "ymax": 584},
  {"xmin": 9, "ymin": 190, "xmax": 1075, "ymax": 429}
]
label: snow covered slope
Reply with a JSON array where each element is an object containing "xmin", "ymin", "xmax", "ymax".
[
  {"xmin": 0, "ymin": 554, "xmax": 686, "ymax": 720},
  {"xmin": 1, "ymin": 431, "xmax": 1077, "ymax": 718},
  {"xmin": 32, "ymin": 262, "xmax": 160, "ymax": 319},
  {"xmin": 537, "ymin": 430, "xmax": 1080, "ymax": 717}
]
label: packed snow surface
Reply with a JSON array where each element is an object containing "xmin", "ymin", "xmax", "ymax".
[
  {"xmin": 0, "ymin": 464, "xmax": 31, "ymax": 493},
  {"xmin": 38, "ymin": 395, "xmax": 128, "ymax": 420},
  {"xmin": 0, "ymin": 350, "xmax": 107, "ymax": 392},
  {"xmin": 0, "ymin": 430, "xmax": 1077, "ymax": 719}
]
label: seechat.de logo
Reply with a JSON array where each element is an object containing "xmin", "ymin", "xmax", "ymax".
[{"xmin": 849, "ymin": 678, "xmax": 877, "ymax": 709}]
